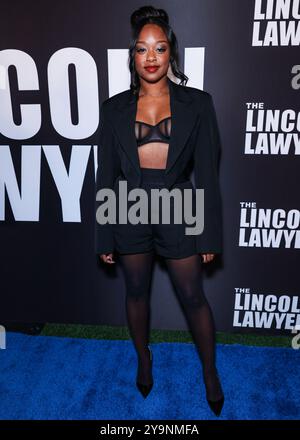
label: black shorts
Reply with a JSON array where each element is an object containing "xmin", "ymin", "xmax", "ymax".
[{"xmin": 113, "ymin": 168, "xmax": 198, "ymax": 259}]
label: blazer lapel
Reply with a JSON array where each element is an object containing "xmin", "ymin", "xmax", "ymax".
[{"xmin": 114, "ymin": 76, "xmax": 198, "ymax": 176}]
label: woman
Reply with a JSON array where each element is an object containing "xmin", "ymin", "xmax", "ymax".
[{"xmin": 95, "ymin": 5, "xmax": 224, "ymax": 416}]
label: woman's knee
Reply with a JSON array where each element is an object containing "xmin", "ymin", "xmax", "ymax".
[
  {"xmin": 125, "ymin": 278, "xmax": 151, "ymax": 300},
  {"xmin": 177, "ymin": 285, "xmax": 208, "ymax": 308}
]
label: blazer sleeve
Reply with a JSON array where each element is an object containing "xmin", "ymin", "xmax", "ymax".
[
  {"xmin": 193, "ymin": 92, "xmax": 223, "ymax": 254},
  {"xmin": 95, "ymin": 101, "xmax": 121, "ymax": 255}
]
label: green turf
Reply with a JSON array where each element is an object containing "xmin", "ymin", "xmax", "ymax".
[{"xmin": 41, "ymin": 323, "xmax": 293, "ymax": 348}]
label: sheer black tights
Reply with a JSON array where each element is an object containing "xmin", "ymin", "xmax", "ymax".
[
  {"xmin": 165, "ymin": 254, "xmax": 223, "ymax": 400},
  {"xmin": 119, "ymin": 251, "xmax": 223, "ymax": 400},
  {"xmin": 119, "ymin": 251, "xmax": 154, "ymax": 386}
]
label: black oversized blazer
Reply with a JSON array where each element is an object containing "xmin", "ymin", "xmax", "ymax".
[{"xmin": 95, "ymin": 76, "xmax": 223, "ymax": 255}]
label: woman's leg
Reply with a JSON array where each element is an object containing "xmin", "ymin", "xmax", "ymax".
[
  {"xmin": 119, "ymin": 250, "xmax": 155, "ymax": 385},
  {"xmin": 164, "ymin": 253, "xmax": 224, "ymax": 401}
]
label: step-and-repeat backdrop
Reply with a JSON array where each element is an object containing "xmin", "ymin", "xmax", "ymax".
[{"xmin": 0, "ymin": 0, "xmax": 299, "ymax": 336}]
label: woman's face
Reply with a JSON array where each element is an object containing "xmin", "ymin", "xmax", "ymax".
[{"xmin": 134, "ymin": 23, "xmax": 170, "ymax": 83}]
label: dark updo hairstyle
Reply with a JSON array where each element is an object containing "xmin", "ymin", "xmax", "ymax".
[{"xmin": 128, "ymin": 5, "xmax": 188, "ymax": 95}]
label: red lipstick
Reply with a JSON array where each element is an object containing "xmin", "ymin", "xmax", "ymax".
[{"xmin": 145, "ymin": 66, "xmax": 159, "ymax": 73}]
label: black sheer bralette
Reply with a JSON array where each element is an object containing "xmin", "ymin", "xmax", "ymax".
[{"xmin": 135, "ymin": 116, "xmax": 171, "ymax": 147}]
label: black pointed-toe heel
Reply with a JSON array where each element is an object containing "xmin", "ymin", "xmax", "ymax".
[
  {"xmin": 136, "ymin": 346, "xmax": 153, "ymax": 398},
  {"xmin": 206, "ymin": 394, "xmax": 224, "ymax": 417},
  {"xmin": 204, "ymin": 370, "xmax": 224, "ymax": 416}
]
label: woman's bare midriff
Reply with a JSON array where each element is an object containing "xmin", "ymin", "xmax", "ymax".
[{"xmin": 138, "ymin": 142, "xmax": 169, "ymax": 169}]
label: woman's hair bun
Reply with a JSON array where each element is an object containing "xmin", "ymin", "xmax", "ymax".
[{"xmin": 130, "ymin": 5, "xmax": 169, "ymax": 29}]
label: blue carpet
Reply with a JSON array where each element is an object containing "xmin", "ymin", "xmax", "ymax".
[{"xmin": 0, "ymin": 332, "xmax": 299, "ymax": 420}]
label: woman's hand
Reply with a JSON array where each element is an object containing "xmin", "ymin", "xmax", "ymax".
[
  {"xmin": 201, "ymin": 253, "xmax": 215, "ymax": 263},
  {"xmin": 99, "ymin": 253, "xmax": 115, "ymax": 264}
]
